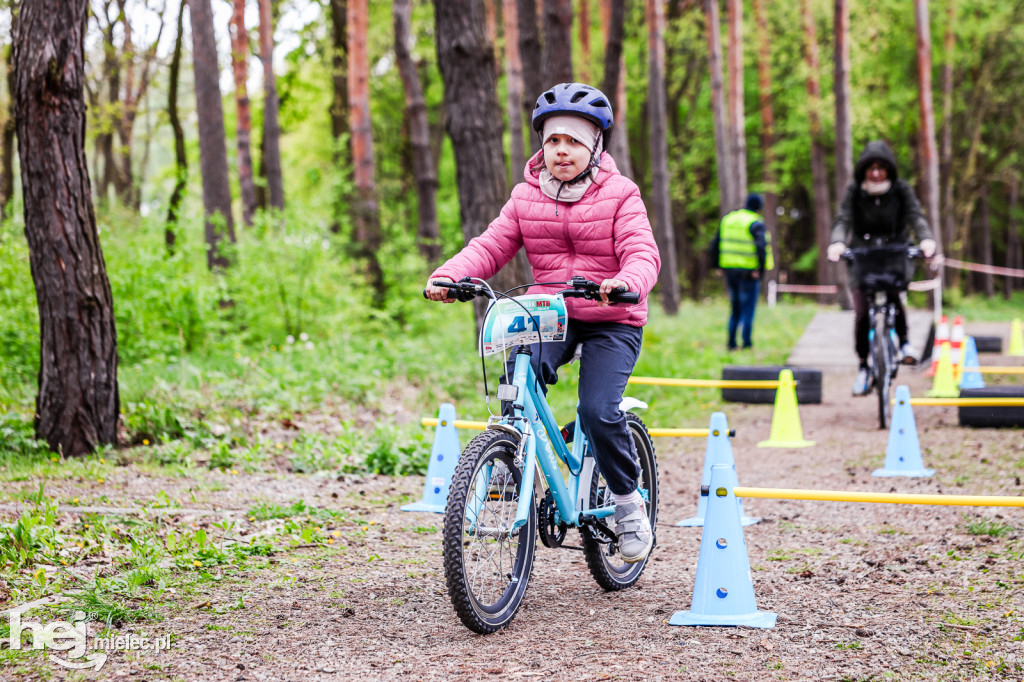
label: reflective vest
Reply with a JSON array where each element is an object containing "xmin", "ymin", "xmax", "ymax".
[{"xmin": 718, "ymin": 209, "xmax": 774, "ymax": 270}]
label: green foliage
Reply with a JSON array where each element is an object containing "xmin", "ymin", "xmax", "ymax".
[{"xmin": 963, "ymin": 516, "xmax": 1015, "ymax": 537}]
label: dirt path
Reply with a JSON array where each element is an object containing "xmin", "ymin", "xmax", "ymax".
[{"xmin": 5, "ymin": 361, "xmax": 1024, "ymax": 681}]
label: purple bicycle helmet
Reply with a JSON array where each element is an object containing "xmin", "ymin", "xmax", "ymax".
[{"xmin": 531, "ymin": 82, "xmax": 614, "ymax": 133}]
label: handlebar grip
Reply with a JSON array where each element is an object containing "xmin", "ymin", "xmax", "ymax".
[{"xmin": 608, "ymin": 290, "xmax": 640, "ymax": 304}]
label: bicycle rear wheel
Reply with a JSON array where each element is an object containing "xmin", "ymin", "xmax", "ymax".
[
  {"xmin": 581, "ymin": 413, "xmax": 659, "ymax": 591},
  {"xmin": 443, "ymin": 429, "xmax": 536, "ymax": 634}
]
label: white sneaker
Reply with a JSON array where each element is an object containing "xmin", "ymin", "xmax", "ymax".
[
  {"xmin": 900, "ymin": 342, "xmax": 918, "ymax": 365},
  {"xmin": 613, "ymin": 502, "xmax": 653, "ymax": 564},
  {"xmin": 852, "ymin": 367, "xmax": 872, "ymax": 396}
]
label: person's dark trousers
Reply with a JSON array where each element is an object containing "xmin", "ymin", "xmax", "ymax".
[
  {"xmin": 504, "ymin": 320, "xmax": 644, "ymax": 496},
  {"xmin": 725, "ymin": 269, "xmax": 761, "ymax": 349},
  {"xmin": 852, "ymin": 288, "xmax": 908, "ymax": 361}
]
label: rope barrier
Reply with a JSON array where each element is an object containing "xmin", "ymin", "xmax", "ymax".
[
  {"xmin": 943, "ymin": 257, "xmax": 1024, "ymax": 279},
  {"xmin": 733, "ymin": 486, "xmax": 1024, "ymax": 507},
  {"xmin": 420, "ymin": 418, "xmax": 708, "ymax": 438}
]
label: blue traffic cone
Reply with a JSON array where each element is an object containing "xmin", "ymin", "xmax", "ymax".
[
  {"xmin": 958, "ymin": 336, "xmax": 985, "ymax": 390},
  {"xmin": 676, "ymin": 413, "xmax": 759, "ymax": 527},
  {"xmin": 669, "ymin": 464, "xmax": 777, "ymax": 628},
  {"xmin": 872, "ymin": 386, "xmax": 934, "ymax": 478},
  {"xmin": 401, "ymin": 403, "xmax": 461, "ymax": 513}
]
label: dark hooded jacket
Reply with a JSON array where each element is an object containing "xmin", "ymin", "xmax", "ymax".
[{"xmin": 830, "ymin": 141, "xmax": 934, "ymax": 288}]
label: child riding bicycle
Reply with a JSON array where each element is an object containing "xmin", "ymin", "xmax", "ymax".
[
  {"xmin": 826, "ymin": 140, "xmax": 937, "ymax": 396},
  {"xmin": 424, "ymin": 82, "xmax": 661, "ymax": 563}
]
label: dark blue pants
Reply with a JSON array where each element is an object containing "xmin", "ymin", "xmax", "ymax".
[
  {"xmin": 725, "ymin": 270, "xmax": 760, "ymax": 348},
  {"xmin": 507, "ymin": 321, "xmax": 644, "ymax": 496}
]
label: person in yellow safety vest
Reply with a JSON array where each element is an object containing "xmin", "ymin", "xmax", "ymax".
[{"xmin": 709, "ymin": 193, "xmax": 774, "ymax": 350}]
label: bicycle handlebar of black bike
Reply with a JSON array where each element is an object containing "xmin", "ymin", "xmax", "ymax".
[
  {"xmin": 422, "ymin": 277, "xmax": 640, "ymax": 305},
  {"xmin": 840, "ymin": 244, "xmax": 925, "ymax": 262}
]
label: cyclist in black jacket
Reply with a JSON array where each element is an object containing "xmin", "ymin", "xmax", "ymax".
[{"xmin": 826, "ymin": 140, "xmax": 937, "ymax": 396}]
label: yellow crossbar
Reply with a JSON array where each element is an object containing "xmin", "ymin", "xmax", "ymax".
[
  {"xmin": 972, "ymin": 366, "xmax": 1024, "ymax": 374},
  {"xmin": 628, "ymin": 376, "xmax": 781, "ymax": 389},
  {"xmin": 420, "ymin": 418, "xmax": 707, "ymax": 438},
  {"xmin": 907, "ymin": 398, "xmax": 1024, "ymax": 407},
  {"xmin": 733, "ymin": 486, "xmax": 1024, "ymax": 507}
]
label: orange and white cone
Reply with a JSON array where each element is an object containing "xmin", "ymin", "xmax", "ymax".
[
  {"xmin": 949, "ymin": 315, "xmax": 965, "ymax": 378},
  {"xmin": 927, "ymin": 314, "xmax": 949, "ymax": 376}
]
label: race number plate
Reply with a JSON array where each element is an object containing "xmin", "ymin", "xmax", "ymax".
[{"xmin": 479, "ymin": 294, "xmax": 568, "ymax": 356}]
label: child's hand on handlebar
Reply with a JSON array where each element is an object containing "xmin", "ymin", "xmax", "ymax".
[
  {"xmin": 826, "ymin": 242, "xmax": 846, "ymax": 263},
  {"xmin": 424, "ymin": 276, "xmax": 454, "ymax": 302},
  {"xmin": 919, "ymin": 239, "xmax": 937, "ymax": 258},
  {"xmin": 598, "ymin": 278, "xmax": 629, "ymax": 305}
]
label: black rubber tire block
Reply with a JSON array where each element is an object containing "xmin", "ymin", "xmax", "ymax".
[
  {"xmin": 721, "ymin": 365, "xmax": 823, "ymax": 405},
  {"xmin": 972, "ymin": 335, "xmax": 1003, "ymax": 354},
  {"xmin": 959, "ymin": 386, "xmax": 1024, "ymax": 428}
]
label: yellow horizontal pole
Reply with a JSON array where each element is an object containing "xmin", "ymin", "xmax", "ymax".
[
  {"xmin": 972, "ymin": 366, "xmax": 1024, "ymax": 374},
  {"xmin": 421, "ymin": 419, "xmax": 708, "ymax": 437},
  {"xmin": 734, "ymin": 486, "xmax": 1024, "ymax": 508},
  {"xmin": 907, "ymin": 398, "xmax": 1024, "ymax": 407},
  {"xmin": 629, "ymin": 376, "xmax": 781, "ymax": 389}
]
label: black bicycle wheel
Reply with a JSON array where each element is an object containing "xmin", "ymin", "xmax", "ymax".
[
  {"xmin": 581, "ymin": 413, "xmax": 659, "ymax": 591},
  {"xmin": 443, "ymin": 429, "xmax": 536, "ymax": 634},
  {"xmin": 872, "ymin": 321, "xmax": 892, "ymax": 430}
]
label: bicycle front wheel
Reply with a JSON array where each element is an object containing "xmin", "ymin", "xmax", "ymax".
[
  {"xmin": 443, "ymin": 429, "xmax": 536, "ymax": 634},
  {"xmin": 582, "ymin": 413, "xmax": 659, "ymax": 591},
  {"xmin": 873, "ymin": 322, "xmax": 894, "ymax": 430}
]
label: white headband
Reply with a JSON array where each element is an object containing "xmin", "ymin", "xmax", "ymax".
[{"xmin": 541, "ymin": 115, "xmax": 601, "ymax": 151}]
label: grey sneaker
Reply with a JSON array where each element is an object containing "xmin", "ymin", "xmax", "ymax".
[
  {"xmin": 613, "ymin": 502, "xmax": 653, "ymax": 564},
  {"xmin": 852, "ymin": 367, "xmax": 872, "ymax": 396}
]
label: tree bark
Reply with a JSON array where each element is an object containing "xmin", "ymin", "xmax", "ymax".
[
  {"xmin": 502, "ymin": 0, "xmax": 527, "ymax": 180},
  {"xmin": 601, "ymin": 0, "xmax": 631, "ymax": 178},
  {"xmin": 977, "ymin": 183, "xmax": 993, "ymax": 297},
  {"xmin": 348, "ymin": 0, "xmax": 384, "ymax": 297},
  {"xmin": 230, "ymin": 0, "xmax": 257, "ymax": 226},
  {"xmin": 435, "ymin": 0, "xmax": 526, "ymax": 314},
  {"xmin": 939, "ymin": 0, "xmax": 955, "ymax": 254},
  {"xmin": 801, "ymin": 0, "xmax": 832, "ymax": 290},
  {"xmin": 647, "ymin": 0, "xmax": 679, "ymax": 314},
  {"xmin": 705, "ymin": 0, "xmax": 731, "ymax": 218},
  {"xmin": 578, "ymin": 0, "xmax": 590, "ymax": 84},
  {"xmin": 542, "ymin": 0, "xmax": 573, "ymax": 85},
  {"xmin": 518, "ymin": 0, "xmax": 543, "ymax": 106},
  {"xmin": 832, "ymin": 0, "xmax": 853, "ymax": 309},
  {"xmin": 14, "ymin": 0, "xmax": 119, "ymax": 457},
  {"xmin": 329, "ymin": 0, "xmax": 349, "ymax": 234},
  {"xmin": 914, "ymin": 0, "xmax": 940, "ymax": 246},
  {"xmin": 190, "ymin": 0, "xmax": 236, "ymax": 269},
  {"xmin": 394, "ymin": 0, "xmax": 441, "ymax": 262},
  {"xmin": 1007, "ymin": 177, "xmax": 1020, "ymax": 298},
  {"xmin": 752, "ymin": 0, "xmax": 779, "ymax": 288},
  {"xmin": 165, "ymin": 0, "xmax": 188, "ymax": 252},
  {"xmin": 725, "ymin": 0, "xmax": 746, "ymax": 207},
  {"xmin": 258, "ymin": 0, "xmax": 284, "ymax": 210}
]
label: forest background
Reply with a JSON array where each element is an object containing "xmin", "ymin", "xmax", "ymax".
[{"xmin": 0, "ymin": 0, "xmax": 1023, "ymax": 463}]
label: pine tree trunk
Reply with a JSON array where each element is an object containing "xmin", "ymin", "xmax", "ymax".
[
  {"xmin": 329, "ymin": 0, "xmax": 349, "ymax": 234},
  {"xmin": 230, "ymin": 0, "xmax": 257, "ymax": 226},
  {"xmin": 542, "ymin": 0, "xmax": 573, "ymax": 85},
  {"xmin": 0, "ymin": 42, "xmax": 16, "ymax": 220},
  {"xmin": 165, "ymin": 0, "xmax": 187, "ymax": 252},
  {"xmin": 601, "ymin": 0, "xmax": 631, "ymax": 178},
  {"xmin": 978, "ymin": 183, "xmax": 993, "ymax": 297},
  {"xmin": 832, "ymin": 0, "xmax": 853, "ymax": 309},
  {"xmin": 705, "ymin": 0, "xmax": 731, "ymax": 219},
  {"xmin": 258, "ymin": 0, "xmax": 285, "ymax": 210},
  {"xmin": 578, "ymin": 0, "xmax": 591, "ymax": 83},
  {"xmin": 752, "ymin": 0, "xmax": 779, "ymax": 289},
  {"xmin": 518, "ymin": 0, "xmax": 543, "ymax": 107},
  {"xmin": 190, "ymin": 0, "xmax": 236, "ymax": 269},
  {"xmin": 914, "ymin": 0, "xmax": 940, "ymax": 244},
  {"xmin": 1006, "ymin": 177, "xmax": 1020, "ymax": 298},
  {"xmin": 939, "ymin": 0, "xmax": 955, "ymax": 254},
  {"xmin": 348, "ymin": 0, "xmax": 384, "ymax": 298},
  {"xmin": 394, "ymin": 0, "xmax": 440, "ymax": 262},
  {"xmin": 502, "ymin": 0, "xmax": 527, "ymax": 180},
  {"xmin": 726, "ymin": 0, "xmax": 746, "ymax": 207},
  {"xmin": 802, "ymin": 0, "xmax": 832, "ymax": 290},
  {"xmin": 14, "ymin": 0, "xmax": 119, "ymax": 456},
  {"xmin": 435, "ymin": 0, "xmax": 526, "ymax": 313},
  {"xmin": 647, "ymin": 0, "xmax": 678, "ymax": 314}
]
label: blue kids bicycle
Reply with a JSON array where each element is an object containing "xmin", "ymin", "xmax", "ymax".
[{"xmin": 430, "ymin": 276, "xmax": 659, "ymax": 634}]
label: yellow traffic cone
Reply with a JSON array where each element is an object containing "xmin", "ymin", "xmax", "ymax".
[
  {"xmin": 1009, "ymin": 318, "xmax": 1024, "ymax": 357},
  {"xmin": 926, "ymin": 341, "xmax": 959, "ymax": 398},
  {"xmin": 757, "ymin": 369, "xmax": 815, "ymax": 448}
]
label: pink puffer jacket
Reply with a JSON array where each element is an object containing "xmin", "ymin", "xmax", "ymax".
[{"xmin": 431, "ymin": 151, "xmax": 661, "ymax": 326}]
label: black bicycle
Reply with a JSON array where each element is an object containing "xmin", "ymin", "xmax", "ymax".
[{"xmin": 842, "ymin": 244, "xmax": 924, "ymax": 430}]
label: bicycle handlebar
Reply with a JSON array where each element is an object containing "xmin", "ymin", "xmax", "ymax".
[
  {"xmin": 840, "ymin": 244, "xmax": 925, "ymax": 262},
  {"xmin": 423, "ymin": 276, "xmax": 640, "ymax": 305}
]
